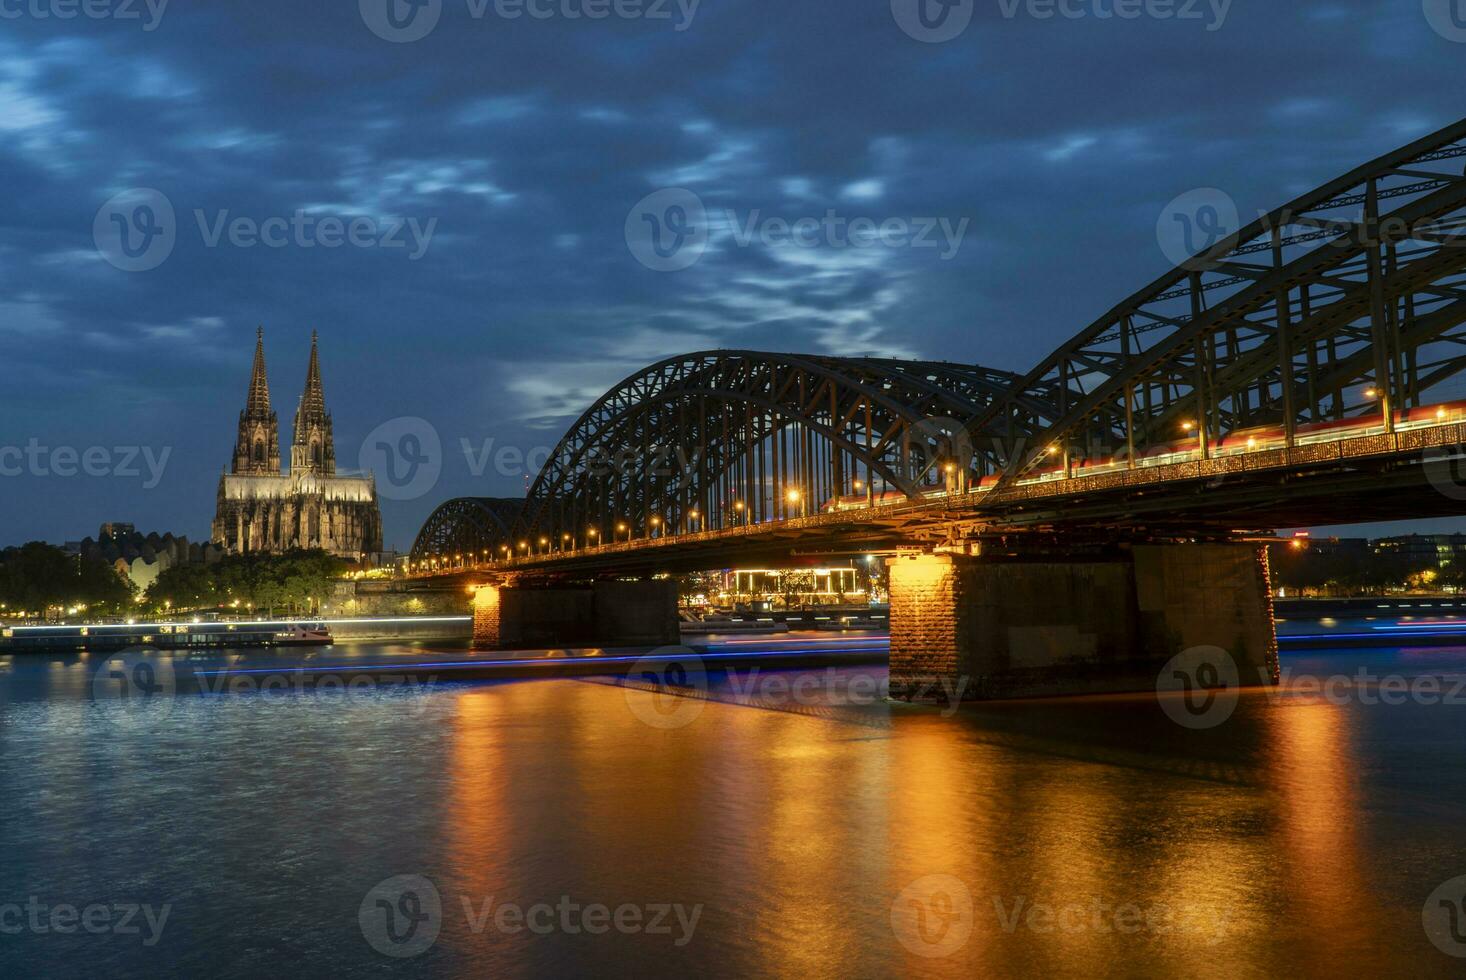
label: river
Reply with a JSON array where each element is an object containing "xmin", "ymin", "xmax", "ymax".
[{"xmin": 1, "ymin": 623, "xmax": 1464, "ymax": 977}]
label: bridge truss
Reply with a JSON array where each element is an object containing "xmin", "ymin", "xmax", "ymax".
[{"xmin": 412, "ymin": 119, "xmax": 1466, "ymax": 565}]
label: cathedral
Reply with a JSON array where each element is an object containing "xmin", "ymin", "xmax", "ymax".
[{"xmin": 212, "ymin": 329, "xmax": 383, "ymax": 560}]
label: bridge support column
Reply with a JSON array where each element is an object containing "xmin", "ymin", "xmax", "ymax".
[
  {"xmin": 887, "ymin": 544, "xmax": 1278, "ymax": 701},
  {"xmin": 472, "ymin": 580, "xmax": 679, "ymax": 650}
]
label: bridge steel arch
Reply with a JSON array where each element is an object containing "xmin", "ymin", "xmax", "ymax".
[
  {"xmin": 975, "ymin": 118, "xmax": 1466, "ymax": 486},
  {"xmin": 413, "ymin": 119, "xmax": 1466, "ymax": 563},
  {"xmin": 512, "ymin": 352, "xmax": 1033, "ymax": 542},
  {"xmin": 411, "ymin": 497, "xmax": 525, "ymax": 565}
]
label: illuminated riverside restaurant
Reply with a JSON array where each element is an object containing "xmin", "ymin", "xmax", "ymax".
[{"xmin": 721, "ymin": 566, "xmax": 869, "ymax": 607}]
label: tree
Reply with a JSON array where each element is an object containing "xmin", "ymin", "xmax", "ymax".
[
  {"xmin": 143, "ymin": 549, "xmax": 347, "ymax": 616},
  {"xmin": 0, "ymin": 542, "xmax": 133, "ymax": 616}
]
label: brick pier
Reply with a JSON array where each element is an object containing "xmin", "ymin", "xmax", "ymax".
[
  {"xmin": 472, "ymin": 579, "xmax": 680, "ymax": 650},
  {"xmin": 887, "ymin": 544, "xmax": 1279, "ymax": 700}
]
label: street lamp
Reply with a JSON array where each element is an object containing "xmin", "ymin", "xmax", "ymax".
[
  {"xmin": 617, "ymin": 522, "xmax": 628, "ymax": 542},
  {"xmin": 733, "ymin": 500, "xmax": 746, "ymax": 526},
  {"xmin": 786, "ymin": 488, "xmax": 804, "ymax": 518},
  {"xmin": 587, "ymin": 527, "xmax": 600, "ymax": 548},
  {"xmin": 688, "ymin": 509, "xmax": 700, "ymax": 533},
  {"xmin": 650, "ymin": 516, "xmax": 662, "ymax": 538}
]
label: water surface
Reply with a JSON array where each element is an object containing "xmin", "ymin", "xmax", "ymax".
[{"xmin": 1, "ymin": 628, "xmax": 1464, "ymax": 977}]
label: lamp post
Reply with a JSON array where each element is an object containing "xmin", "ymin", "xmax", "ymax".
[
  {"xmin": 649, "ymin": 516, "xmax": 662, "ymax": 539},
  {"xmin": 786, "ymin": 488, "xmax": 804, "ymax": 518}
]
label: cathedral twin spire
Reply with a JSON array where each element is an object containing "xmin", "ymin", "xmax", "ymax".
[{"xmin": 230, "ymin": 328, "xmax": 335, "ymax": 477}]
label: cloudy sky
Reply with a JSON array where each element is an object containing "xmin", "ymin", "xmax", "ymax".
[{"xmin": 2, "ymin": 0, "xmax": 1463, "ymax": 550}]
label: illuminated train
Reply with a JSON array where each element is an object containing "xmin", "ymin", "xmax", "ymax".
[{"xmin": 823, "ymin": 400, "xmax": 1466, "ymax": 511}]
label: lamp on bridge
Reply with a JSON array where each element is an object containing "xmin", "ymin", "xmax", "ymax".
[
  {"xmin": 538, "ymin": 537, "xmax": 548, "ymax": 553},
  {"xmin": 733, "ymin": 500, "xmax": 746, "ymax": 526},
  {"xmin": 650, "ymin": 516, "xmax": 662, "ymax": 538},
  {"xmin": 786, "ymin": 487, "xmax": 805, "ymax": 518},
  {"xmin": 617, "ymin": 522, "xmax": 628, "ymax": 542},
  {"xmin": 587, "ymin": 527, "xmax": 600, "ymax": 548},
  {"xmin": 688, "ymin": 509, "xmax": 700, "ymax": 533}
]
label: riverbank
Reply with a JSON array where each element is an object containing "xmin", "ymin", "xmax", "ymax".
[{"xmin": 1275, "ymin": 595, "xmax": 1466, "ymax": 617}]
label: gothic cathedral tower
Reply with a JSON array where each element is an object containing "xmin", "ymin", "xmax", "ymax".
[
  {"xmin": 231, "ymin": 327, "xmax": 281, "ymax": 475},
  {"xmin": 290, "ymin": 331, "xmax": 336, "ymax": 476},
  {"xmin": 214, "ymin": 328, "xmax": 383, "ymax": 560}
]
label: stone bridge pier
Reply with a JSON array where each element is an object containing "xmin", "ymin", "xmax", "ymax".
[
  {"xmin": 887, "ymin": 543, "xmax": 1280, "ymax": 700},
  {"xmin": 471, "ymin": 579, "xmax": 681, "ymax": 650}
]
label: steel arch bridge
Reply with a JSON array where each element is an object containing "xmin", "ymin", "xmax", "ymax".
[
  {"xmin": 412, "ymin": 118, "xmax": 1466, "ymax": 568},
  {"xmin": 412, "ymin": 497, "xmax": 525, "ymax": 564}
]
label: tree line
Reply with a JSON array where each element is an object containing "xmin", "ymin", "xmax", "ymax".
[
  {"xmin": 145, "ymin": 550, "xmax": 347, "ymax": 616},
  {"xmin": 0, "ymin": 542, "xmax": 135, "ymax": 615}
]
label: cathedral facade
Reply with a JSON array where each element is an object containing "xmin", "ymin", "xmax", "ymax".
[{"xmin": 212, "ymin": 329, "xmax": 383, "ymax": 560}]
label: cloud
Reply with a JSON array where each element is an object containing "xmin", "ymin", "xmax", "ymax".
[{"xmin": 0, "ymin": 0, "xmax": 1460, "ymax": 548}]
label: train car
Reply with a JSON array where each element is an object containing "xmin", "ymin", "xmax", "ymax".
[{"xmin": 821, "ymin": 489, "xmax": 910, "ymax": 513}]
